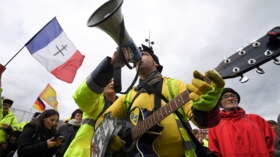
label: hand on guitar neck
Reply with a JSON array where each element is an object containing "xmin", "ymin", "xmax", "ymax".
[{"xmin": 187, "ymin": 70, "xmax": 225, "ymax": 111}]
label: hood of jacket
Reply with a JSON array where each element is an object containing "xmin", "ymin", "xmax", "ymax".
[{"xmin": 220, "ymin": 107, "xmax": 245, "ymax": 120}]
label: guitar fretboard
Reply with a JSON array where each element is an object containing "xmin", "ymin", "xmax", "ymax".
[{"xmin": 131, "ymin": 76, "xmax": 212, "ymax": 140}]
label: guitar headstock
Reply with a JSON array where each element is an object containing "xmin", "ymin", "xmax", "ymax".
[{"xmin": 214, "ymin": 26, "xmax": 280, "ymax": 82}]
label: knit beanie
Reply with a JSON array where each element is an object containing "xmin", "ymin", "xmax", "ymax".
[{"xmin": 220, "ymin": 87, "xmax": 241, "ymax": 103}]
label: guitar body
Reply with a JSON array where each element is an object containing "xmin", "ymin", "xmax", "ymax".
[{"xmin": 116, "ymin": 107, "xmax": 163, "ymax": 157}]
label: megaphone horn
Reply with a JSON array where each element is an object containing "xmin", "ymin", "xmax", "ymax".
[{"xmin": 87, "ymin": 0, "xmax": 141, "ymax": 65}]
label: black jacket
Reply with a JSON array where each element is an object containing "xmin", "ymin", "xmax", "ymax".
[
  {"xmin": 17, "ymin": 123, "xmax": 58, "ymax": 157},
  {"xmin": 0, "ymin": 148, "xmax": 10, "ymax": 157},
  {"xmin": 56, "ymin": 124, "xmax": 80, "ymax": 157}
]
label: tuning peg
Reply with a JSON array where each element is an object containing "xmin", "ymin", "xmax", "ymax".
[
  {"xmin": 223, "ymin": 58, "xmax": 231, "ymax": 64},
  {"xmin": 256, "ymin": 67, "xmax": 265, "ymax": 74},
  {"xmin": 273, "ymin": 58, "xmax": 280, "ymax": 65},
  {"xmin": 239, "ymin": 75, "xmax": 249, "ymax": 83}
]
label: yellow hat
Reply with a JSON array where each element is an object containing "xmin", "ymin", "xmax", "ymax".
[{"xmin": 63, "ymin": 116, "xmax": 71, "ymax": 123}]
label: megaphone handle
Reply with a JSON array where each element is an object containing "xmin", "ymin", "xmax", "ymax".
[
  {"xmin": 113, "ymin": 47, "xmax": 140, "ymax": 94},
  {"xmin": 113, "ymin": 63, "xmax": 122, "ymax": 93},
  {"xmin": 118, "ymin": 20, "xmax": 133, "ymax": 69},
  {"xmin": 113, "ymin": 62, "xmax": 140, "ymax": 94},
  {"xmin": 120, "ymin": 64, "xmax": 140, "ymax": 94},
  {"xmin": 113, "ymin": 19, "xmax": 139, "ymax": 94}
]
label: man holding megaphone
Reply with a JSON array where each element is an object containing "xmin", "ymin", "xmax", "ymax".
[{"xmin": 68, "ymin": 42, "xmax": 225, "ymax": 157}]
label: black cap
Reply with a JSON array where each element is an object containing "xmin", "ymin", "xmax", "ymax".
[
  {"xmin": 267, "ymin": 120, "xmax": 277, "ymax": 126},
  {"xmin": 220, "ymin": 88, "xmax": 241, "ymax": 103},
  {"xmin": 33, "ymin": 112, "xmax": 41, "ymax": 118},
  {"xmin": 3, "ymin": 99, "xmax": 13, "ymax": 107},
  {"xmin": 141, "ymin": 44, "xmax": 163, "ymax": 73}
]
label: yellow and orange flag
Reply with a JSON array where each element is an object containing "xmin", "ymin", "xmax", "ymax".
[{"xmin": 39, "ymin": 84, "xmax": 58, "ymax": 111}]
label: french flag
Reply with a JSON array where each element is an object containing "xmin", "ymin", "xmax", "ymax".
[{"xmin": 26, "ymin": 17, "xmax": 85, "ymax": 83}]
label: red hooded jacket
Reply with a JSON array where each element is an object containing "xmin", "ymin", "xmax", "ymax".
[{"xmin": 208, "ymin": 107, "xmax": 275, "ymax": 157}]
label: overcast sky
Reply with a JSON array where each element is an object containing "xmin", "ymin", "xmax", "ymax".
[{"xmin": 1, "ymin": 0, "xmax": 280, "ymax": 127}]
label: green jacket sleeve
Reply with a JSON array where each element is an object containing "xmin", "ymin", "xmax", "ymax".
[
  {"xmin": 73, "ymin": 57, "xmax": 114, "ymax": 115},
  {"xmin": 73, "ymin": 79, "xmax": 105, "ymax": 115}
]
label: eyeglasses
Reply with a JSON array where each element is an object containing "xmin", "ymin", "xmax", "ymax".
[{"xmin": 222, "ymin": 94, "xmax": 237, "ymax": 100}]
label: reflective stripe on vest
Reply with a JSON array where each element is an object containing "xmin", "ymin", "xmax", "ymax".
[
  {"xmin": 123, "ymin": 87, "xmax": 135, "ymax": 115},
  {"xmin": 9, "ymin": 118, "xmax": 14, "ymax": 125},
  {"xmin": 124, "ymin": 78, "xmax": 196, "ymax": 157},
  {"xmin": 165, "ymin": 78, "xmax": 196, "ymax": 157},
  {"xmin": 81, "ymin": 118, "xmax": 96, "ymax": 127}
]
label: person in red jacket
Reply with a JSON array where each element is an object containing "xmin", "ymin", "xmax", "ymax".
[{"xmin": 208, "ymin": 87, "xmax": 276, "ymax": 157}]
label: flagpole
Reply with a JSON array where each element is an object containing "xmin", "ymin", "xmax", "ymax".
[
  {"xmin": 27, "ymin": 90, "xmax": 44, "ymax": 122},
  {"xmin": 5, "ymin": 45, "xmax": 25, "ymax": 66},
  {"xmin": 26, "ymin": 105, "xmax": 34, "ymax": 122}
]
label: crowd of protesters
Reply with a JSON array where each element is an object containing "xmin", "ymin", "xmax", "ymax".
[
  {"xmin": 0, "ymin": 49, "xmax": 280, "ymax": 157},
  {"xmin": 0, "ymin": 99, "xmax": 83, "ymax": 157}
]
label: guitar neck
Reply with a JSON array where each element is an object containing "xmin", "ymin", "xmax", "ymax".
[{"xmin": 131, "ymin": 76, "xmax": 213, "ymax": 140}]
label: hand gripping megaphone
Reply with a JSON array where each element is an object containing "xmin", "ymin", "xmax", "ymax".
[
  {"xmin": 87, "ymin": 0, "xmax": 141, "ymax": 67},
  {"xmin": 87, "ymin": 0, "xmax": 141, "ymax": 93}
]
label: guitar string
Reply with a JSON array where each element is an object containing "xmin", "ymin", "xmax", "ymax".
[
  {"xmin": 215, "ymin": 44, "xmax": 272, "ymax": 76},
  {"xmin": 215, "ymin": 39, "xmax": 274, "ymax": 73},
  {"xmin": 123, "ymin": 91, "xmax": 191, "ymax": 139},
  {"xmin": 215, "ymin": 45, "xmax": 256, "ymax": 71},
  {"xmin": 214, "ymin": 44, "xmax": 256, "ymax": 70},
  {"xmin": 216, "ymin": 53, "xmax": 267, "ymax": 76},
  {"xmin": 216, "ymin": 37, "xmax": 271, "ymax": 71}
]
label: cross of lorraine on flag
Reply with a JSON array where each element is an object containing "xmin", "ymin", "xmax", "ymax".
[
  {"xmin": 25, "ymin": 17, "xmax": 85, "ymax": 83},
  {"xmin": 39, "ymin": 84, "xmax": 58, "ymax": 109}
]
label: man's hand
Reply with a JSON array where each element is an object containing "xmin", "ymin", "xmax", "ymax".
[
  {"xmin": 106, "ymin": 135, "xmax": 126, "ymax": 153},
  {"xmin": 187, "ymin": 70, "xmax": 225, "ymax": 111},
  {"xmin": 2, "ymin": 123, "xmax": 8, "ymax": 129},
  {"xmin": 111, "ymin": 48, "xmax": 130, "ymax": 67}
]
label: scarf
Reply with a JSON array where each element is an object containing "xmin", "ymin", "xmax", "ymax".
[
  {"xmin": 128, "ymin": 70, "xmax": 162, "ymax": 110},
  {"xmin": 135, "ymin": 70, "xmax": 162, "ymax": 92},
  {"xmin": 68, "ymin": 119, "xmax": 81, "ymax": 127}
]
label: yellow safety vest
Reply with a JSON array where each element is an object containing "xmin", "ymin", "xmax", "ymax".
[
  {"xmin": 17, "ymin": 121, "xmax": 29, "ymax": 131},
  {"xmin": 64, "ymin": 82, "xmax": 106, "ymax": 157},
  {"xmin": 0, "ymin": 110, "xmax": 18, "ymax": 142},
  {"xmin": 124, "ymin": 78, "xmax": 197, "ymax": 157}
]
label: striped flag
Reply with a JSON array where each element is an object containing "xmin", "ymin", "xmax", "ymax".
[
  {"xmin": 25, "ymin": 17, "xmax": 85, "ymax": 83},
  {"xmin": 33, "ymin": 97, "xmax": 46, "ymax": 112}
]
